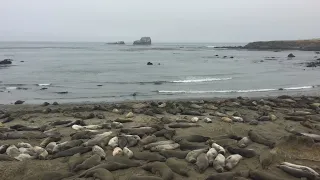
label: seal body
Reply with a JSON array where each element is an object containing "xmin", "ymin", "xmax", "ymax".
[
  {"xmin": 74, "ymin": 154, "xmax": 101, "ymax": 172},
  {"xmin": 196, "ymin": 153, "xmax": 209, "ymax": 173},
  {"xmin": 186, "ymin": 148, "xmax": 208, "ymax": 163},
  {"xmin": 166, "ymin": 157, "xmax": 189, "ymax": 177},
  {"xmin": 213, "ymin": 154, "xmax": 225, "ymax": 173},
  {"xmin": 140, "ymin": 135, "xmax": 157, "ymax": 145},
  {"xmin": 212, "ymin": 143, "xmax": 225, "ymax": 154},
  {"xmin": 227, "ymin": 146, "xmax": 256, "ymax": 158},
  {"xmin": 238, "ymin": 137, "xmax": 251, "ymax": 148},
  {"xmin": 143, "ymin": 140, "xmax": 174, "ymax": 150},
  {"xmin": 160, "ymin": 150, "xmax": 190, "ymax": 159},
  {"xmin": 133, "ymin": 151, "xmax": 165, "ymax": 162},
  {"xmin": 142, "ymin": 162, "xmax": 174, "ymax": 180},
  {"xmin": 206, "ymin": 148, "xmax": 218, "ymax": 165},
  {"xmin": 123, "ymin": 147, "xmax": 133, "ymax": 158},
  {"xmin": 112, "ymin": 147, "xmax": 123, "ymax": 156},
  {"xmin": 225, "ymin": 154, "xmax": 243, "ymax": 170},
  {"xmin": 92, "ymin": 145, "xmax": 106, "ymax": 159}
]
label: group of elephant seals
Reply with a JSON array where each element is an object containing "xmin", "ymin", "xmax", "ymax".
[{"xmin": 142, "ymin": 162, "xmax": 174, "ymax": 180}]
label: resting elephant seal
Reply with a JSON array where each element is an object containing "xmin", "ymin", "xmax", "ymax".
[
  {"xmin": 186, "ymin": 148, "xmax": 208, "ymax": 163},
  {"xmin": 154, "ymin": 129, "xmax": 176, "ymax": 139},
  {"xmin": 248, "ymin": 130, "xmax": 275, "ymax": 148},
  {"xmin": 123, "ymin": 147, "xmax": 133, "ymax": 158},
  {"xmin": 206, "ymin": 148, "xmax": 218, "ymax": 165},
  {"xmin": 238, "ymin": 137, "xmax": 252, "ymax": 148},
  {"xmin": 277, "ymin": 162, "xmax": 319, "ymax": 180},
  {"xmin": 83, "ymin": 131, "xmax": 114, "ymax": 147},
  {"xmin": 168, "ymin": 123, "xmax": 200, "ymax": 128},
  {"xmin": 150, "ymin": 143, "xmax": 180, "ymax": 152},
  {"xmin": 213, "ymin": 154, "xmax": 225, "ymax": 173},
  {"xmin": 82, "ymin": 168, "xmax": 114, "ymax": 180},
  {"xmin": 133, "ymin": 151, "xmax": 166, "ymax": 162},
  {"xmin": 40, "ymin": 137, "xmax": 61, "ymax": 148},
  {"xmin": 51, "ymin": 146, "xmax": 91, "ymax": 159},
  {"xmin": 166, "ymin": 157, "xmax": 189, "ymax": 177},
  {"xmin": 92, "ymin": 145, "xmax": 106, "ymax": 159},
  {"xmin": 0, "ymin": 144, "xmax": 10, "ymax": 154},
  {"xmin": 74, "ymin": 154, "xmax": 101, "ymax": 172},
  {"xmin": 128, "ymin": 175, "xmax": 163, "ymax": 180},
  {"xmin": 226, "ymin": 146, "xmax": 256, "ymax": 158},
  {"xmin": 174, "ymin": 135, "xmax": 210, "ymax": 143},
  {"xmin": 196, "ymin": 153, "xmax": 209, "ymax": 173},
  {"xmin": 143, "ymin": 140, "xmax": 174, "ymax": 150},
  {"xmin": 68, "ymin": 153, "xmax": 85, "ymax": 171},
  {"xmin": 212, "ymin": 143, "xmax": 225, "ymax": 154},
  {"xmin": 225, "ymin": 154, "xmax": 243, "ymax": 170},
  {"xmin": 139, "ymin": 135, "xmax": 157, "ymax": 145},
  {"xmin": 142, "ymin": 162, "xmax": 174, "ymax": 180},
  {"xmin": 160, "ymin": 150, "xmax": 190, "ymax": 159},
  {"xmin": 178, "ymin": 139, "xmax": 209, "ymax": 150},
  {"xmin": 121, "ymin": 127, "xmax": 157, "ymax": 136},
  {"xmin": 53, "ymin": 140, "xmax": 83, "ymax": 153}
]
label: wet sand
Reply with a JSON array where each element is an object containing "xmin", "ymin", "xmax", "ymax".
[{"xmin": 0, "ymin": 96, "xmax": 320, "ymax": 180}]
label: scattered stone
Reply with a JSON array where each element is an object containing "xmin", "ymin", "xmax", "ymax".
[
  {"xmin": 133, "ymin": 37, "xmax": 152, "ymax": 45},
  {"xmin": 288, "ymin": 53, "xmax": 295, "ymax": 58}
]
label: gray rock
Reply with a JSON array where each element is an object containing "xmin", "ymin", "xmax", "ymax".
[{"xmin": 133, "ymin": 37, "xmax": 151, "ymax": 45}]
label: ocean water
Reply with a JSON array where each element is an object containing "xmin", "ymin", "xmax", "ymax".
[{"xmin": 0, "ymin": 41, "xmax": 319, "ymax": 104}]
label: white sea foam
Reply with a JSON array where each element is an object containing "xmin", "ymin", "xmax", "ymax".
[
  {"xmin": 5, "ymin": 87, "xmax": 17, "ymax": 90},
  {"xmin": 206, "ymin": 46, "xmax": 215, "ymax": 48},
  {"xmin": 37, "ymin": 83, "xmax": 51, "ymax": 86},
  {"xmin": 171, "ymin": 77, "xmax": 232, "ymax": 83},
  {"xmin": 158, "ymin": 86, "xmax": 314, "ymax": 94}
]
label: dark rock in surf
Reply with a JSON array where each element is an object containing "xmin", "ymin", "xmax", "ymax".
[
  {"xmin": 147, "ymin": 62, "xmax": 153, "ymax": 65},
  {"xmin": 14, "ymin": 100, "xmax": 24, "ymax": 105},
  {"xmin": 0, "ymin": 59, "xmax": 12, "ymax": 65},
  {"xmin": 133, "ymin": 37, "xmax": 152, "ymax": 45},
  {"xmin": 42, "ymin": 102, "xmax": 50, "ymax": 106},
  {"xmin": 288, "ymin": 53, "xmax": 295, "ymax": 58},
  {"xmin": 106, "ymin": 41, "xmax": 125, "ymax": 45}
]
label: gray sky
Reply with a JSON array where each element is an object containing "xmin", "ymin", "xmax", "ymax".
[{"xmin": 0, "ymin": 0, "xmax": 319, "ymax": 42}]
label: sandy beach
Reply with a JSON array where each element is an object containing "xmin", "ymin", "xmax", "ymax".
[{"xmin": 0, "ymin": 95, "xmax": 320, "ymax": 180}]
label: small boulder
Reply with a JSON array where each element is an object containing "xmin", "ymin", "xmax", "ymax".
[
  {"xmin": 0, "ymin": 59, "xmax": 12, "ymax": 65},
  {"xmin": 288, "ymin": 53, "xmax": 295, "ymax": 58},
  {"xmin": 147, "ymin": 62, "xmax": 153, "ymax": 65}
]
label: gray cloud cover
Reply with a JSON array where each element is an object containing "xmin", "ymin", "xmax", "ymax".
[{"xmin": 0, "ymin": 0, "xmax": 319, "ymax": 42}]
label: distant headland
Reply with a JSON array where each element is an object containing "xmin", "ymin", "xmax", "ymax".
[{"xmin": 215, "ymin": 39, "xmax": 320, "ymax": 51}]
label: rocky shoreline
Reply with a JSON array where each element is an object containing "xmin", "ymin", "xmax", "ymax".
[
  {"xmin": 215, "ymin": 39, "xmax": 320, "ymax": 51},
  {"xmin": 0, "ymin": 95, "xmax": 320, "ymax": 180}
]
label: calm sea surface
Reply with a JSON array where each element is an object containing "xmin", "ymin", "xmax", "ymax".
[{"xmin": 0, "ymin": 42, "xmax": 319, "ymax": 104}]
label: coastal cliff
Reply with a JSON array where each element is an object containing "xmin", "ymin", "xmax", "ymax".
[
  {"xmin": 215, "ymin": 39, "xmax": 320, "ymax": 51},
  {"xmin": 244, "ymin": 39, "xmax": 320, "ymax": 51}
]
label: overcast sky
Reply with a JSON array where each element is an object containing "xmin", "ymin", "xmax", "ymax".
[{"xmin": 0, "ymin": 0, "xmax": 319, "ymax": 42}]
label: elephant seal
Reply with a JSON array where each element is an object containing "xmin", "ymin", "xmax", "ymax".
[
  {"xmin": 133, "ymin": 151, "xmax": 166, "ymax": 162},
  {"xmin": 174, "ymin": 135, "xmax": 210, "ymax": 143},
  {"xmin": 6, "ymin": 145, "xmax": 21, "ymax": 158},
  {"xmin": 166, "ymin": 157, "xmax": 189, "ymax": 177},
  {"xmin": 154, "ymin": 129, "xmax": 176, "ymax": 139},
  {"xmin": 225, "ymin": 154, "xmax": 243, "ymax": 170},
  {"xmin": 186, "ymin": 148, "xmax": 208, "ymax": 163},
  {"xmin": 82, "ymin": 168, "xmax": 114, "ymax": 180},
  {"xmin": 168, "ymin": 123, "xmax": 200, "ymax": 128},
  {"xmin": 143, "ymin": 140, "xmax": 174, "ymax": 150},
  {"xmin": 128, "ymin": 175, "xmax": 163, "ymax": 180},
  {"xmin": 45, "ymin": 142, "xmax": 57, "ymax": 154},
  {"xmin": 160, "ymin": 150, "xmax": 190, "ymax": 159},
  {"xmin": 118, "ymin": 135, "xmax": 128, "ymax": 148},
  {"xmin": 51, "ymin": 120, "xmax": 72, "ymax": 126},
  {"xmin": 83, "ymin": 131, "xmax": 114, "ymax": 147},
  {"xmin": 70, "ymin": 130, "xmax": 97, "ymax": 140},
  {"xmin": 142, "ymin": 162, "xmax": 174, "ymax": 180},
  {"xmin": 0, "ymin": 154, "xmax": 16, "ymax": 161},
  {"xmin": 196, "ymin": 153, "xmax": 209, "ymax": 173},
  {"xmin": 125, "ymin": 135, "xmax": 140, "ymax": 147},
  {"xmin": 0, "ymin": 144, "xmax": 10, "ymax": 153},
  {"xmin": 68, "ymin": 153, "xmax": 85, "ymax": 171},
  {"xmin": 226, "ymin": 146, "xmax": 256, "ymax": 158},
  {"xmin": 178, "ymin": 139, "xmax": 209, "ymax": 150},
  {"xmin": 1, "ymin": 131, "xmax": 47, "ymax": 139},
  {"xmin": 213, "ymin": 154, "xmax": 225, "ymax": 173},
  {"xmin": 277, "ymin": 162, "xmax": 319, "ymax": 180},
  {"xmin": 121, "ymin": 127, "xmax": 157, "ymax": 136},
  {"xmin": 108, "ymin": 136, "xmax": 119, "ymax": 148},
  {"xmin": 92, "ymin": 145, "xmax": 106, "ymax": 159},
  {"xmin": 206, "ymin": 148, "xmax": 218, "ymax": 165},
  {"xmin": 150, "ymin": 143, "xmax": 180, "ymax": 152},
  {"xmin": 17, "ymin": 142, "xmax": 32, "ymax": 148},
  {"xmin": 114, "ymin": 118, "xmax": 133, "ymax": 123},
  {"xmin": 238, "ymin": 137, "xmax": 252, "ymax": 148},
  {"xmin": 40, "ymin": 137, "xmax": 61, "ymax": 148},
  {"xmin": 212, "ymin": 143, "xmax": 226, "ymax": 154},
  {"xmin": 74, "ymin": 154, "xmax": 101, "ymax": 172},
  {"xmin": 51, "ymin": 146, "xmax": 91, "ymax": 159},
  {"xmin": 205, "ymin": 172, "xmax": 244, "ymax": 180},
  {"xmin": 112, "ymin": 147, "xmax": 123, "ymax": 156},
  {"xmin": 23, "ymin": 171, "xmax": 73, "ymax": 180},
  {"xmin": 53, "ymin": 140, "xmax": 83, "ymax": 153},
  {"xmin": 248, "ymin": 130, "xmax": 275, "ymax": 148},
  {"xmin": 123, "ymin": 147, "xmax": 133, "ymax": 158},
  {"xmin": 139, "ymin": 135, "xmax": 157, "ymax": 145},
  {"xmin": 249, "ymin": 170, "xmax": 284, "ymax": 180}
]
